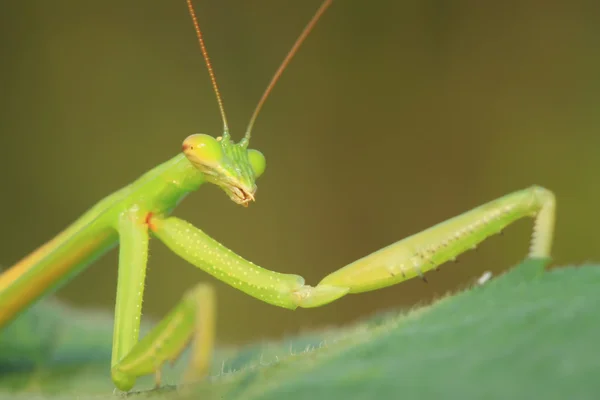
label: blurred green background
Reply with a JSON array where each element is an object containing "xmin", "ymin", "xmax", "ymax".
[{"xmin": 1, "ymin": 1, "xmax": 598, "ymax": 346}]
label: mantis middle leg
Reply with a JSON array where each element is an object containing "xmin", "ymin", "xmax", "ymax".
[{"xmin": 110, "ymin": 210, "xmax": 215, "ymax": 391}]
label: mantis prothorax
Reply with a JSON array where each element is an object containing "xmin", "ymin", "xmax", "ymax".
[{"xmin": 0, "ymin": 0, "xmax": 556, "ymax": 392}]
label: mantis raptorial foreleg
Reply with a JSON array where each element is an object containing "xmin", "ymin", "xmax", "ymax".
[
  {"xmin": 317, "ymin": 185, "xmax": 556, "ymax": 294},
  {"xmin": 150, "ymin": 215, "xmax": 349, "ymax": 310},
  {"xmin": 153, "ymin": 185, "xmax": 555, "ymax": 309}
]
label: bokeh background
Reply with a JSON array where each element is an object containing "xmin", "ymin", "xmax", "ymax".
[{"xmin": 1, "ymin": 1, "xmax": 598, "ymax": 345}]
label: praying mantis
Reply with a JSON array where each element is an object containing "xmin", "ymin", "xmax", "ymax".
[{"xmin": 0, "ymin": 0, "xmax": 557, "ymax": 393}]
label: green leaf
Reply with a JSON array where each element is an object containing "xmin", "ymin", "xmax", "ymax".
[{"xmin": 2, "ymin": 259, "xmax": 599, "ymax": 400}]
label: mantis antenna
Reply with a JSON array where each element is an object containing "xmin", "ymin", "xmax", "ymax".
[
  {"xmin": 186, "ymin": 0, "xmax": 333, "ymax": 145},
  {"xmin": 242, "ymin": 0, "xmax": 333, "ymax": 146},
  {"xmin": 186, "ymin": 0, "xmax": 230, "ymax": 138}
]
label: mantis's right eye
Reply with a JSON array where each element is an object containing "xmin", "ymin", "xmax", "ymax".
[
  {"xmin": 247, "ymin": 149, "xmax": 266, "ymax": 178},
  {"xmin": 183, "ymin": 134, "xmax": 223, "ymax": 166}
]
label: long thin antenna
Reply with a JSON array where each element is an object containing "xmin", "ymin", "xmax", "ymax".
[
  {"xmin": 241, "ymin": 0, "xmax": 333, "ymax": 146},
  {"xmin": 186, "ymin": 0, "xmax": 230, "ymax": 136}
]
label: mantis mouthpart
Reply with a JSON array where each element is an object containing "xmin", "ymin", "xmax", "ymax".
[{"xmin": 0, "ymin": 0, "xmax": 555, "ymax": 392}]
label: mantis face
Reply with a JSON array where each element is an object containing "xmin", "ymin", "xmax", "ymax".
[{"xmin": 182, "ymin": 134, "xmax": 266, "ymax": 207}]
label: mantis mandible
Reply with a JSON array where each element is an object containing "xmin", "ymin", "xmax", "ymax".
[{"xmin": 0, "ymin": 0, "xmax": 556, "ymax": 392}]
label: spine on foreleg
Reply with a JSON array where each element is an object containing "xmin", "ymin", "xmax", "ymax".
[
  {"xmin": 528, "ymin": 186, "xmax": 555, "ymax": 259},
  {"xmin": 318, "ymin": 186, "xmax": 555, "ymax": 294},
  {"xmin": 152, "ymin": 216, "xmax": 307, "ymax": 309}
]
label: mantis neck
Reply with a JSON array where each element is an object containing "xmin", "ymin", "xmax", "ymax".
[{"xmin": 131, "ymin": 153, "xmax": 206, "ymax": 216}]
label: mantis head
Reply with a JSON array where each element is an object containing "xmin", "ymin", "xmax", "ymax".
[
  {"xmin": 183, "ymin": 0, "xmax": 330, "ymax": 206},
  {"xmin": 183, "ymin": 134, "xmax": 265, "ymax": 207}
]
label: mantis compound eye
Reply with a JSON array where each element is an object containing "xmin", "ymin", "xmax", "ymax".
[
  {"xmin": 247, "ymin": 149, "xmax": 266, "ymax": 178},
  {"xmin": 182, "ymin": 134, "xmax": 224, "ymax": 168}
]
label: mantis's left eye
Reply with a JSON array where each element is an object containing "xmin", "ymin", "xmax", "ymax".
[
  {"xmin": 247, "ymin": 149, "xmax": 266, "ymax": 178},
  {"xmin": 183, "ymin": 134, "xmax": 224, "ymax": 168}
]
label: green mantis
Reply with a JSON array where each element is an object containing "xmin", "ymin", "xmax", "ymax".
[{"xmin": 0, "ymin": 0, "xmax": 556, "ymax": 392}]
